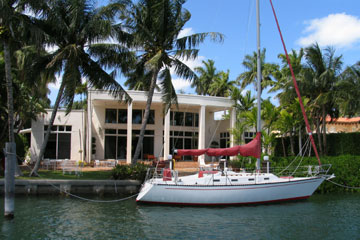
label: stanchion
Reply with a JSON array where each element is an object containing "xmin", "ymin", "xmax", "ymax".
[{"xmin": 4, "ymin": 142, "xmax": 16, "ymax": 219}]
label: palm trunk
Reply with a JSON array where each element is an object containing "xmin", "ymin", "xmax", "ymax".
[
  {"xmin": 132, "ymin": 70, "xmax": 159, "ymax": 165},
  {"xmin": 4, "ymin": 40, "xmax": 15, "ymax": 143},
  {"xmin": 30, "ymin": 80, "xmax": 66, "ymax": 176},
  {"xmin": 316, "ymin": 114, "xmax": 323, "ymax": 156},
  {"xmin": 321, "ymin": 105, "xmax": 327, "ymax": 155},
  {"xmin": 281, "ymin": 135, "xmax": 287, "ymax": 157},
  {"xmin": 4, "ymin": 40, "xmax": 22, "ymax": 177},
  {"xmin": 289, "ymin": 131, "xmax": 295, "ymax": 156}
]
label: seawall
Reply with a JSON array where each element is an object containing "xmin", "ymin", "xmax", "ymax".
[{"xmin": 0, "ymin": 179, "xmax": 141, "ymax": 196}]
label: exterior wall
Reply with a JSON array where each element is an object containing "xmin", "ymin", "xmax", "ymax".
[
  {"xmin": 327, "ymin": 123, "xmax": 360, "ymax": 133},
  {"xmin": 30, "ymin": 110, "xmax": 86, "ymax": 162}
]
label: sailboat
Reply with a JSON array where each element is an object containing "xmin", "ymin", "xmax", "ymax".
[{"xmin": 136, "ymin": 0, "xmax": 334, "ymax": 205}]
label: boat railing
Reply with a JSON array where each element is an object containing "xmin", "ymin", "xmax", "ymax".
[{"xmin": 228, "ymin": 164, "xmax": 332, "ymax": 177}]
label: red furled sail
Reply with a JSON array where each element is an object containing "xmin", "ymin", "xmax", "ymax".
[{"xmin": 176, "ymin": 132, "xmax": 261, "ymax": 158}]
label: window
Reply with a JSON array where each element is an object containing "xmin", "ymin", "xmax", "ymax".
[
  {"xmin": 170, "ymin": 111, "xmax": 199, "ymax": 127},
  {"xmin": 220, "ymin": 132, "xmax": 230, "ymax": 148},
  {"xmin": 44, "ymin": 126, "xmax": 71, "ymax": 159},
  {"xmin": 118, "ymin": 109, "xmax": 127, "ymax": 123},
  {"xmin": 185, "ymin": 112, "xmax": 193, "ymax": 126},
  {"xmin": 170, "ymin": 131, "xmax": 198, "ymax": 161},
  {"xmin": 104, "ymin": 129, "xmax": 127, "ymax": 159},
  {"xmin": 132, "ymin": 110, "xmax": 142, "ymax": 124},
  {"xmin": 174, "ymin": 112, "xmax": 184, "ymax": 126},
  {"xmin": 148, "ymin": 110, "xmax": 155, "ymax": 124},
  {"xmin": 244, "ymin": 132, "xmax": 255, "ymax": 143},
  {"xmin": 105, "ymin": 109, "xmax": 117, "ymax": 123}
]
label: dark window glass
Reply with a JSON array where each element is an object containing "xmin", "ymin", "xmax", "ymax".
[
  {"xmin": 220, "ymin": 139, "xmax": 227, "ymax": 148},
  {"xmin": 194, "ymin": 113, "xmax": 199, "ymax": 127},
  {"xmin": 143, "ymin": 137, "xmax": 154, "ymax": 155},
  {"xmin": 51, "ymin": 125, "xmax": 57, "ymax": 131},
  {"xmin": 118, "ymin": 129, "xmax": 127, "ymax": 134},
  {"xmin": 58, "ymin": 126, "xmax": 65, "ymax": 131},
  {"xmin": 185, "ymin": 132, "xmax": 192, "ymax": 137},
  {"xmin": 132, "ymin": 110, "xmax": 142, "ymax": 124},
  {"xmin": 105, "ymin": 136, "xmax": 116, "ymax": 159},
  {"xmin": 118, "ymin": 109, "xmax": 127, "ymax": 124},
  {"xmin": 105, "ymin": 129, "xmax": 116, "ymax": 134},
  {"xmin": 44, "ymin": 125, "xmax": 48, "ymax": 131},
  {"xmin": 184, "ymin": 138, "xmax": 192, "ymax": 149},
  {"xmin": 132, "ymin": 130, "xmax": 140, "ymax": 135},
  {"xmin": 174, "ymin": 131, "xmax": 183, "ymax": 136},
  {"xmin": 147, "ymin": 110, "xmax": 155, "ymax": 124},
  {"xmin": 170, "ymin": 111, "xmax": 174, "ymax": 125},
  {"xmin": 144, "ymin": 130, "xmax": 154, "ymax": 135},
  {"xmin": 66, "ymin": 126, "xmax": 72, "ymax": 132},
  {"xmin": 58, "ymin": 133, "xmax": 71, "ymax": 159},
  {"xmin": 105, "ymin": 109, "xmax": 117, "ymax": 123},
  {"xmin": 117, "ymin": 136, "xmax": 127, "ymax": 159},
  {"xmin": 185, "ymin": 113, "xmax": 193, "ymax": 126},
  {"xmin": 44, "ymin": 134, "xmax": 57, "ymax": 159},
  {"xmin": 174, "ymin": 112, "xmax": 184, "ymax": 126}
]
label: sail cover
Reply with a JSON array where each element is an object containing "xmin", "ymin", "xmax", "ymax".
[{"xmin": 176, "ymin": 132, "xmax": 261, "ymax": 158}]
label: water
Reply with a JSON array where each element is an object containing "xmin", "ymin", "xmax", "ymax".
[{"xmin": 0, "ymin": 193, "xmax": 359, "ymax": 240}]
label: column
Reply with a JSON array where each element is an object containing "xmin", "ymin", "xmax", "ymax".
[
  {"xmin": 230, "ymin": 107, "xmax": 236, "ymax": 147},
  {"xmin": 198, "ymin": 105, "xmax": 206, "ymax": 163},
  {"xmin": 230, "ymin": 107, "xmax": 236, "ymax": 161},
  {"xmin": 126, "ymin": 102, "xmax": 133, "ymax": 164},
  {"xmin": 86, "ymin": 91, "xmax": 92, "ymax": 163},
  {"xmin": 163, "ymin": 110, "xmax": 170, "ymax": 160}
]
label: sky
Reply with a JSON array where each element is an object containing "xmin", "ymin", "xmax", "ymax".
[{"xmin": 48, "ymin": 0, "xmax": 360, "ymax": 105}]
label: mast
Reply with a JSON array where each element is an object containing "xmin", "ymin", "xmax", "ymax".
[{"xmin": 256, "ymin": 0, "xmax": 262, "ymax": 171}]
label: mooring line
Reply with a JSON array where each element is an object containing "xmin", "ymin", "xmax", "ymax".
[{"xmin": 326, "ymin": 179, "xmax": 360, "ymax": 190}]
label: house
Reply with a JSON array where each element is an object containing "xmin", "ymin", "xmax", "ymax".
[
  {"xmin": 326, "ymin": 116, "xmax": 360, "ymax": 133},
  {"xmin": 30, "ymin": 90, "xmax": 236, "ymax": 164}
]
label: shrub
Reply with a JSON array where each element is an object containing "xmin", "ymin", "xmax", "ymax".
[{"xmin": 111, "ymin": 163, "xmax": 149, "ymax": 182}]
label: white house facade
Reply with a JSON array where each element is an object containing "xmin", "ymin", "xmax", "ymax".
[{"xmin": 31, "ymin": 90, "xmax": 236, "ymax": 164}]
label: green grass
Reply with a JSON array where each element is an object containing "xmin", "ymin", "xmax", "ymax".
[{"xmin": 17, "ymin": 170, "xmax": 113, "ymax": 180}]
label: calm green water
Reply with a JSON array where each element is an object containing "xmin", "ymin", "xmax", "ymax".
[{"xmin": 0, "ymin": 193, "xmax": 359, "ymax": 240}]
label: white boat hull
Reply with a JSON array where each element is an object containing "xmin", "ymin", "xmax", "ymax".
[{"xmin": 136, "ymin": 176, "xmax": 326, "ymax": 205}]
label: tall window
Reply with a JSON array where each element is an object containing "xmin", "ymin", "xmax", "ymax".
[
  {"xmin": 132, "ymin": 130, "xmax": 154, "ymax": 159},
  {"xmin": 244, "ymin": 132, "xmax": 255, "ymax": 143},
  {"xmin": 170, "ymin": 111, "xmax": 198, "ymax": 127},
  {"xmin": 132, "ymin": 109, "xmax": 155, "ymax": 124},
  {"xmin": 104, "ymin": 129, "xmax": 127, "ymax": 159},
  {"xmin": 170, "ymin": 131, "xmax": 198, "ymax": 160},
  {"xmin": 44, "ymin": 125, "xmax": 71, "ymax": 159}
]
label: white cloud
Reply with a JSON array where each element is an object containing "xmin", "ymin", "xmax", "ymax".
[
  {"xmin": 169, "ymin": 55, "xmax": 206, "ymax": 92},
  {"xmin": 297, "ymin": 13, "xmax": 360, "ymax": 48},
  {"xmin": 48, "ymin": 74, "xmax": 62, "ymax": 90},
  {"xmin": 177, "ymin": 27, "xmax": 195, "ymax": 39},
  {"xmin": 172, "ymin": 78, "xmax": 192, "ymax": 92}
]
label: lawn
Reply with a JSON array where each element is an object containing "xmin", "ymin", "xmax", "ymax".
[{"xmin": 17, "ymin": 170, "xmax": 113, "ymax": 180}]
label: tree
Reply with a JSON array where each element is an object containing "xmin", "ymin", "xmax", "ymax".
[
  {"xmin": 302, "ymin": 43, "xmax": 342, "ymax": 155},
  {"xmin": 336, "ymin": 61, "xmax": 360, "ymax": 117},
  {"xmin": 193, "ymin": 59, "xmax": 219, "ymax": 95},
  {"xmin": 123, "ymin": 0, "xmax": 223, "ymax": 164},
  {"xmin": 30, "ymin": 0, "xmax": 134, "ymax": 176},
  {"xmin": 208, "ymin": 70, "xmax": 235, "ymax": 97},
  {"xmin": 236, "ymin": 48, "xmax": 278, "ymax": 91}
]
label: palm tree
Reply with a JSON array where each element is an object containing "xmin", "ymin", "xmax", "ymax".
[
  {"xmin": 30, "ymin": 0, "xmax": 134, "ymax": 175},
  {"xmin": 193, "ymin": 59, "xmax": 219, "ymax": 95},
  {"xmin": 122, "ymin": 0, "xmax": 223, "ymax": 164},
  {"xmin": 237, "ymin": 48, "xmax": 278, "ymax": 91},
  {"xmin": 303, "ymin": 43, "xmax": 342, "ymax": 155},
  {"xmin": 208, "ymin": 70, "xmax": 235, "ymax": 97},
  {"xmin": 336, "ymin": 62, "xmax": 360, "ymax": 117},
  {"xmin": 231, "ymin": 89, "xmax": 255, "ymax": 112}
]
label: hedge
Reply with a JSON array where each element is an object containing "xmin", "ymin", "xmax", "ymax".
[{"xmin": 274, "ymin": 132, "xmax": 360, "ymax": 157}]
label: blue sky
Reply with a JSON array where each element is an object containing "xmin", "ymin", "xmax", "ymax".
[{"xmin": 48, "ymin": 0, "xmax": 360, "ymax": 104}]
